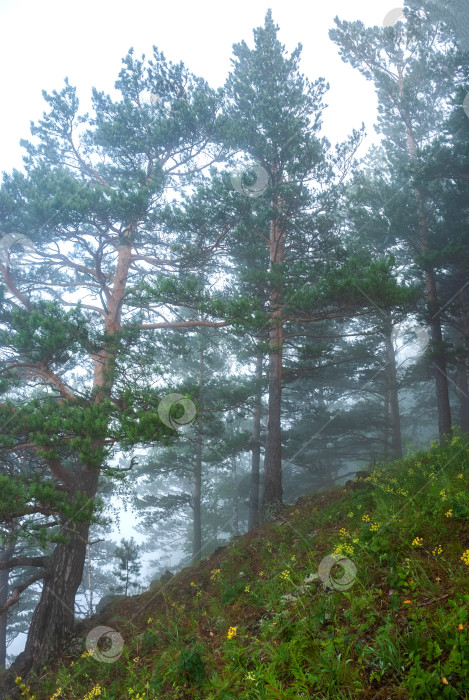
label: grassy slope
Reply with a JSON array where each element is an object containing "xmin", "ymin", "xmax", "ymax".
[{"xmin": 14, "ymin": 435, "xmax": 469, "ymax": 699}]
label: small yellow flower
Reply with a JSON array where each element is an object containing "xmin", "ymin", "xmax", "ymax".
[
  {"xmin": 361, "ymin": 514, "xmax": 370, "ymax": 522},
  {"xmin": 432, "ymin": 545, "xmax": 443, "ymax": 557},
  {"xmin": 190, "ymin": 581, "xmax": 195, "ymax": 586},
  {"xmin": 461, "ymin": 549, "xmax": 469, "ymax": 566},
  {"xmin": 244, "ymin": 585, "xmax": 251, "ymax": 593},
  {"xmin": 403, "ymin": 600, "xmax": 412, "ymax": 604},
  {"xmin": 227, "ymin": 626, "xmax": 238, "ymax": 639},
  {"xmin": 147, "ymin": 616, "xmax": 153, "ymax": 623},
  {"xmin": 196, "ymin": 590, "xmax": 203, "ymax": 598},
  {"xmin": 445, "ymin": 509, "xmax": 453, "ymax": 518},
  {"xmin": 440, "ymin": 489, "xmax": 448, "ymax": 500},
  {"xmin": 442, "ymin": 677, "xmax": 448, "ymax": 685},
  {"xmin": 210, "ymin": 568, "xmax": 222, "ymax": 581},
  {"xmin": 347, "ymin": 511, "xmax": 354, "ymax": 518},
  {"xmin": 370, "ymin": 523, "xmax": 379, "ymax": 532},
  {"xmin": 280, "ymin": 569, "xmax": 291, "ymax": 580},
  {"xmin": 458, "ymin": 624, "xmax": 464, "ymax": 631},
  {"xmin": 457, "ymin": 473, "xmax": 464, "ymax": 479},
  {"xmin": 259, "ymin": 570, "xmax": 265, "ymax": 577},
  {"xmin": 411, "ymin": 537, "xmax": 423, "ymax": 547}
]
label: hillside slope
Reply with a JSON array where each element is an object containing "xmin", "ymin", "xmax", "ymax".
[{"xmin": 9, "ymin": 436, "xmax": 469, "ymax": 699}]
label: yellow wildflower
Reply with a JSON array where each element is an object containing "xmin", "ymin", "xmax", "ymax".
[
  {"xmin": 461, "ymin": 549, "xmax": 469, "ymax": 566},
  {"xmin": 445, "ymin": 509, "xmax": 453, "ymax": 518},
  {"xmin": 227, "ymin": 626, "xmax": 237, "ymax": 639},
  {"xmin": 411, "ymin": 537, "xmax": 423, "ymax": 547}
]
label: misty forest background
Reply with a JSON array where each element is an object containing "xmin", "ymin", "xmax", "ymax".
[{"xmin": 0, "ymin": 0, "xmax": 468, "ymax": 678}]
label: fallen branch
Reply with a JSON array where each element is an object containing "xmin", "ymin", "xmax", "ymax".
[{"xmin": 416, "ymin": 593, "xmax": 450, "ymax": 608}]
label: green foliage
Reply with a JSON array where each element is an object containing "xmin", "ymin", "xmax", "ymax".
[
  {"xmin": 176, "ymin": 644, "xmax": 206, "ymax": 685},
  {"xmin": 110, "ymin": 537, "xmax": 142, "ymax": 596}
]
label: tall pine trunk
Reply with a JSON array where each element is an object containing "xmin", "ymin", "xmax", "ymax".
[
  {"xmin": 399, "ymin": 66, "xmax": 452, "ymax": 439},
  {"xmin": 384, "ymin": 314, "xmax": 402, "ymax": 459},
  {"xmin": 248, "ymin": 353, "xmax": 263, "ymax": 530},
  {"xmin": 457, "ymin": 279, "xmax": 469, "ymax": 432},
  {"xmin": 261, "ymin": 188, "xmax": 285, "ymax": 517},
  {"xmin": 231, "ymin": 456, "xmax": 239, "ymax": 537},
  {"xmin": 192, "ymin": 348, "xmax": 204, "ymax": 563}
]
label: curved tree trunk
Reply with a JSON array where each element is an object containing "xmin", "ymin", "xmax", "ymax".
[
  {"xmin": 12, "ymin": 470, "xmax": 99, "ymax": 677},
  {"xmin": 0, "ymin": 541, "xmax": 15, "ymax": 670}
]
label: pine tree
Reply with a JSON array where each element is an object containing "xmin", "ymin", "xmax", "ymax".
[
  {"xmin": 111, "ymin": 538, "xmax": 142, "ymax": 597},
  {"xmin": 329, "ymin": 0, "xmax": 468, "ymax": 439}
]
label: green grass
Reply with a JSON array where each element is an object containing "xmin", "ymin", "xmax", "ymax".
[{"xmin": 14, "ymin": 432, "xmax": 469, "ymax": 699}]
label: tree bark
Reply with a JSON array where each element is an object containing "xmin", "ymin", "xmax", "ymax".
[
  {"xmin": 457, "ymin": 280, "xmax": 469, "ymax": 432},
  {"xmin": 384, "ymin": 315, "xmax": 402, "ymax": 459},
  {"xmin": 12, "ymin": 470, "xmax": 99, "ymax": 676},
  {"xmin": 231, "ymin": 456, "xmax": 239, "ymax": 537},
  {"xmin": 0, "ymin": 541, "xmax": 15, "ymax": 670},
  {"xmin": 398, "ymin": 65, "xmax": 452, "ymax": 440},
  {"xmin": 261, "ymin": 186, "xmax": 285, "ymax": 517},
  {"xmin": 192, "ymin": 348, "xmax": 204, "ymax": 564},
  {"xmin": 248, "ymin": 353, "xmax": 263, "ymax": 530}
]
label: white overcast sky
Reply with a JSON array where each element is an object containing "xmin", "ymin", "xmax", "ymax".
[{"xmin": 0, "ymin": 0, "xmax": 404, "ymax": 175}]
